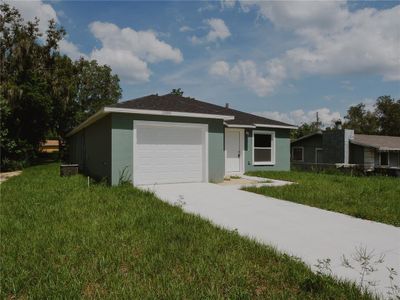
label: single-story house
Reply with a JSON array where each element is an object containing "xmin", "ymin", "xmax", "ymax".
[
  {"xmin": 67, "ymin": 94, "xmax": 296, "ymax": 185},
  {"xmin": 291, "ymin": 129, "xmax": 400, "ymax": 171}
]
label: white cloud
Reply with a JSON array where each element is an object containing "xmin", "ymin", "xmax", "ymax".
[
  {"xmin": 58, "ymin": 39, "xmax": 87, "ymax": 60},
  {"xmin": 191, "ymin": 18, "xmax": 231, "ymax": 44},
  {"xmin": 256, "ymin": 108, "xmax": 341, "ymax": 126},
  {"xmin": 197, "ymin": 3, "xmax": 217, "ymax": 13},
  {"xmin": 6, "ymin": 2, "xmax": 183, "ymax": 83},
  {"xmin": 220, "ymin": 0, "xmax": 236, "ymax": 10},
  {"xmin": 242, "ymin": 1, "xmax": 348, "ymax": 33},
  {"xmin": 89, "ymin": 21, "xmax": 183, "ymax": 83},
  {"xmin": 216, "ymin": 2, "xmax": 400, "ymax": 96},
  {"xmin": 209, "ymin": 59, "xmax": 285, "ymax": 96},
  {"xmin": 179, "ymin": 26, "xmax": 193, "ymax": 32},
  {"xmin": 340, "ymin": 80, "xmax": 354, "ymax": 91},
  {"xmin": 206, "ymin": 18, "xmax": 231, "ymax": 42},
  {"xmin": 209, "ymin": 61, "xmax": 231, "ymax": 77},
  {"xmin": 7, "ymin": 0, "xmax": 87, "ymax": 61},
  {"xmin": 91, "ymin": 48, "xmax": 150, "ymax": 83},
  {"xmin": 241, "ymin": 2, "xmax": 400, "ymax": 82},
  {"xmin": 8, "ymin": 0, "xmax": 58, "ymax": 32}
]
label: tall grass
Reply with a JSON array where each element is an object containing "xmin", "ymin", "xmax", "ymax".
[
  {"xmin": 0, "ymin": 164, "xmax": 374, "ymax": 298},
  {"xmin": 245, "ymin": 171, "xmax": 400, "ymax": 226}
]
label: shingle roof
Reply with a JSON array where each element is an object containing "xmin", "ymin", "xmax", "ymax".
[
  {"xmin": 107, "ymin": 94, "xmax": 296, "ymax": 128},
  {"xmin": 351, "ymin": 134, "xmax": 400, "ymax": 151},
  {"xmin": 291, "ymin": 131, "xmax": 323, "ymax": 144}
]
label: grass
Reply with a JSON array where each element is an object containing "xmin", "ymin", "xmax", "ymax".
[
  {"xmin": 0, "ymin": 164, "xmax": 374, "ymax": 299},
  {"xmin": 245, "ymin": 171, "xmax": 400, "ymax": 227}
]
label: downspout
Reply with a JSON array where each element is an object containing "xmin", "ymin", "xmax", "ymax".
[{"xmin": 344, "ymin": 129, "xmax": 354, "ymax": 165}]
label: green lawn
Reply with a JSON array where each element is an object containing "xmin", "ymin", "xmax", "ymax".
[
  {"xmin": 245, "ymin": 171, "xmax": 400, "ymax": 227},
  {"xmin": 0, "ymin": 164, "xmax": 373, "ymax": 299}
]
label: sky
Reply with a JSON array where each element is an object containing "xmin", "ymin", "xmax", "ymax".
[{"xmin": 7, "ymin": 0, "xmax": 400, "ymax": 126}]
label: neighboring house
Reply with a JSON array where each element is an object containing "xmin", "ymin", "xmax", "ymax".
[
  {"xmin": 67, "ymin": 94, "xmax": 296, "ymax": 185},
  {"xmin": 39, "ymin": 140, "xmax": 59, "ymax": 153},
  {"xmin": 291, "ymin": 129, "xmax": 400, "ymax": 172}
]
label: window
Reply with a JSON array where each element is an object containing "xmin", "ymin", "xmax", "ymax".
[
  {"xmin": 380, "ymin": 152, "xmax": 389, "ymax": 166},
  {"xmin": 292, "ymin": 147, "xmax": 304, "ymax": 162},
  {"xmin": 253, "ymin": 131, "xmax": 275, "ymax": 165}
]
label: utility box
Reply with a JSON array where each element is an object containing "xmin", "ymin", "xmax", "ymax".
[{"xmin": 60, "ymin": 164, "xmax": 79, "ymax": 177}]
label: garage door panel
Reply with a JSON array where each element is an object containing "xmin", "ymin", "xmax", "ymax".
[
  {"xmin": 134, "ymin": 122, "xmax": 207, "ymax": 185},
  {"xmin": 137, "ymin": 126, "xmax": 203, "ymax": 145}
]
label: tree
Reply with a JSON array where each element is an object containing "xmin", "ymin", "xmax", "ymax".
[
  {"xmin": 73, "ymin": 59, "xmax": 122, "ymax": 125},
  {"xmin": 343, "ymin": 103, "xmax": 379, "ymax": 134},
  {"xmin": 291, "ymin": 122, "xmax": 321, "ymax": 140},
  {"xmin": 1, "ymin": 3, "xmax": 63, "ymax": 166},
  {"xmin": 171, "ymin": 88, "xmax": 184, "ymax": 96},
  {"xmin": 0, "ymin": 3, "xmax": 122, "ymax": 169},
  {"xmin": 375, "ymin": 96, "xmax": 400, "ymax": 136}
]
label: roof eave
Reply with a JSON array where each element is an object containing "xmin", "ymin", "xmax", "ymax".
[
  {"xmin": 224, "ymin": 123, "xmax": 256, "ymax": 128},
  {"xmin": 104, "ymin": 107, "xmax": 235, "ymax": 120},
  {"xmin": 349, "ymin": 140, "xmax": 379, "ymax": 149},
  {"xmin": 253, "ymin": 123, "xmax": 298, "ymax": 130},
  {"xmin": 66, "ymin": 108, "xmax": 108, "ymax": 137},
  {"xmin": 379, "ymin": 147, "xmax": 400, "ymax": 151},
  {"xmin": 291, "ymin": 131, "xmax": 323, "ymax": 144},
  {"xmin": 66, "ymin": 107, "xmax": 235, "ymax": 137}
]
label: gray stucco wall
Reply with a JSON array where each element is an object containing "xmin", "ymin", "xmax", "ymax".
[
  {"xmin": 349, "ymin": 143, "xmax": 365, "ymax": 165},
  {"xmin": 322, "ymin": 130, "xmax": 345, "ymax": 164},
  {"xmin": 291, "ymin": 134, "xmax": 323, "ymax": 163},
  {"xmin": 111, "ymin": 113, "xmax": 225, "ymax": 185},
  {"xmin": 69, "ymin": 130, "xmax": 85, "ymax": 168},
  {"xmin": 68, "ymin": 115, "xmax": 111, "ymax": 182},
  {"xmin": 244, "ymin": 128, "xmax": 291, "ymax": 172}
]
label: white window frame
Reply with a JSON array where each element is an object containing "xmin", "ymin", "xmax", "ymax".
[
  {"xmin": 292, "ymin": 146, "xmax": 304, "ymax": 162},
  {"xmin": 379, "ymin": 151, "xmax": 389, "ymax": 167},
  {"xmin": 315, "ymin": 148, "xmax": 323, "ymax": 164},
  {"xmin": 252, "ymin": 130, "xmax": 275, "ymax": 165}
]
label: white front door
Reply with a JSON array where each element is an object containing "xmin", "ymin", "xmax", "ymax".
[{"xmin": 225, "ymin": 128, "xmax": 244, "ymax": 174}]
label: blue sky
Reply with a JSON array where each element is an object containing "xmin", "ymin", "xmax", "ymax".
[{"xmin": 10, "ymin": 0, "xmax": 400, "ymax": 125}]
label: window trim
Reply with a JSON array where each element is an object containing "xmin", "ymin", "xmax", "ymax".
[
  {"xmin": 379, "ymin": 151, "xmax": 389, "ymax": 167},
  {"xmin": 292, "ymin": 146, "xmax": 304, "ymax": 162},
  {"xmin": 252, "ymin": 130, "xmax": 275, "ymax": 165}
]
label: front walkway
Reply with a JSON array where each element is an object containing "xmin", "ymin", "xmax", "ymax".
[{"xmin": 142, "ymin": 182, "xmax": 400, "ymax": 298}]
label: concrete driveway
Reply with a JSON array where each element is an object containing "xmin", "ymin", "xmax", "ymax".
[{"xmin": 142, "ymin": 182, "xmax": 400, "ymax": 298}]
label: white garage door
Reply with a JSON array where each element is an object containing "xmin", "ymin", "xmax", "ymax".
[{"xmin": 133, "ymin": 121, "xmax": 208, "ymax": 185}]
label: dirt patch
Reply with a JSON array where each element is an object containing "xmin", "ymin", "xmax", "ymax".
[
  {"xmin": 219, "ymin": 178, "xmax": 260, "ymax": 186},
  {"xmin": 0, "ymin": 171, "xmax": 22, "ymax": 183}
]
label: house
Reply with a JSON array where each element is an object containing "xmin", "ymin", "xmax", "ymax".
[
  {"xmin": 291, "ymin": 129, "xmax": 400, "ymax": 173},
  {"xmin": 39, "ymin": 140, "xmax": 59, "ymax": 153},
  {"xmin": 67, "ymin": 94, "xmax": 296, "ymax": 185}
]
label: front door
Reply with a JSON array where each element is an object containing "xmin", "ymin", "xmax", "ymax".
[
  {"xmin": 315, "ymin": 148, "xmax": 323, "ymax": 164},
  {"xmin": 225, "ymin": 128, "xmax": 243, "ymax": 173}
]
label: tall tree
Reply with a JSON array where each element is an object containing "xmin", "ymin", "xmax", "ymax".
[
  {"xmin": 171, "ymin": 88, "xmax": 184, "ymax": 96},
  {"xmin": 343, "ymin": 103, "xmax": 379, "ymax": 134},
  {"xmin": 74, "ymin": 59, "xmax": 121, "ymax": 125},
  {"xmin": 1, "ymin": 3, "xmax": 63, "ymax": 166},
  {"xmin": 291, "ymin": 122, "xmax": 321, "ymax": 140},
  {"xmin": 375, "ymin": 96, "xmax": 400, "ymax": 136},
  {"xmin": 0, "ymin": 3, "xmax": 122, "ymax": 169}
]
